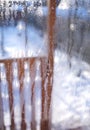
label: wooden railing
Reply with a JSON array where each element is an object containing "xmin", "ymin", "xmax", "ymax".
[
  {"xmin": 0, "ymin": 57, "xmax": 51, "ymax": 130},
  {"xmin": 0, "ymin": 0, "xmax": 56, "ymax": 130}
]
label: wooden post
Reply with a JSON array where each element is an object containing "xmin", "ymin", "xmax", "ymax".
[
  {"xmin": 41, "ymin": 0, "xmax": 56, "ymax": 130},
  {"xmin": 47, "ymin": 0, "xmax": 56, "ymax": 128}
]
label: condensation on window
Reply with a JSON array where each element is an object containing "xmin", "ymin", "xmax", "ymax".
[{"xmin": 0, "ymin": 1, "xmax": 90, "ymax": 130}]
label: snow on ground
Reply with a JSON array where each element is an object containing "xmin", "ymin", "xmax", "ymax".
[
  {"xmin": 52, "ymin": 49, "xmax": 90, "ymax": 129},
  {"xmin": 0, "ymin": 24, "xmax": 48, "ymax": 59}
]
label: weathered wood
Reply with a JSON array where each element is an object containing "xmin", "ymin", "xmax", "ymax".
[
  {"xmin": 0, "ymin": 57, "xmax": 47, "ymax": 130},
  {"xmin": 47, "ymin": 0, "xmax": 56, "ymax": 120},
  {"xmin": 40, "ymin": 0, "xmax": 56, "ymax": 130}
]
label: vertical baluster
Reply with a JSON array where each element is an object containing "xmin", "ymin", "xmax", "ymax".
[
  {"xmin": 40, "ymin": 58, "xmax": 48, "ymax": 130},
  {"xmin": 30, "ymin": 59, "xmax": 36, "ymax": 130},
  {"xmin": 23, "ymin": 61, "xmax": 31, "ymax": 130},
  {"xmin": 12, "ymin": 62, "xmax": 21, "ymax": 130},
  {"xmin": 6, "ymin": 61, "xmax": 14, "ymax": 130},
  {"xmin": 0, "ymin": 63, "xmax": 11, "ymax": 130},
  {"xmin": 18, "ymin": 59, "xmax": 26, "ymax": 130}
]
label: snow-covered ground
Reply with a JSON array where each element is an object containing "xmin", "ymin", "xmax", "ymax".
[
  {"xmin": 0, "ymin": 23, "xmax": 48, "ymax": 59},
  {"xmin": 52, "ymin": 50, "xmax": 90, "ymax": 129}
]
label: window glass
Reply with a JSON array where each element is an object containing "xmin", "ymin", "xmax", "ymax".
[{"xmin": 0, "ymin": 1, "xmax": 90, "ymax": 130}]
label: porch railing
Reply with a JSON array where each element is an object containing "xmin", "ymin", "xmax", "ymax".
[
  {"xmin": 0, "ymin": 57, "xmax": 50, "ymax": 130},
  {"xmin": 0, "ymin": 0, "xmax": 56, "ymax": 130}
]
